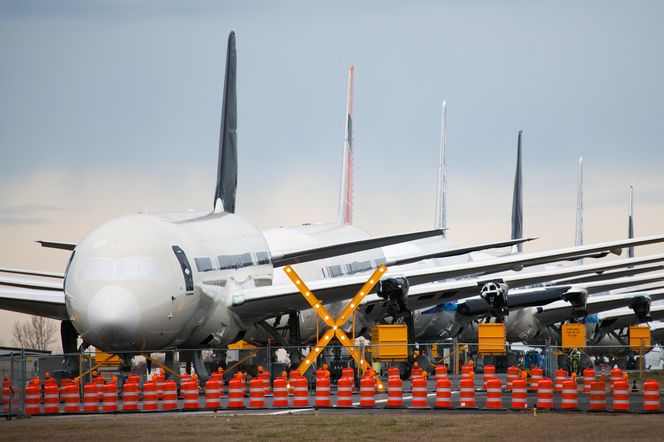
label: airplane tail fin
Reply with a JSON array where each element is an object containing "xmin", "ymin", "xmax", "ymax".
[
  {"xmin": 628, "ymin": 186, "xmax": 635, "ymax": 258},
  {"xmin": 575, "ymin": 157, "xmax": 584, "ymax": 264},
  {"xmin": 435, "ymin": 100, "xmax": 447, "ymax": 234},
  {"xmin": 510, "ymin": 130, "xmax": 523, "ymax": 253},
  {"xmin": 337, "ymin": 66, "xmax": 354, "ymax": 225},
  {"xmin": 213, "ymin": 31, "xmax": 238, "ymax": 213}
]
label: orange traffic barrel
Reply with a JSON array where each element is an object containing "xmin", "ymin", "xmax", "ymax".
[
  {"xmin": 435, "ymin": 365, "xmax": 448, "ymax": 382},
  {"xmin": 434, "ymin": 377, "xmax": 452, "ymax": 409},
  {"xmin": 643, "ymin": 379, "xmax": 661, "ymax": 412},
  {"xmin": 485, "ymin": 377, "xmax": 503, "ymax": 409},
  {"xmin": 483, "ymin": 365, "xmax": 496, "ymax": 390},
  {"xmin": 127, "ymin": 374, "xmax": 140, "ymax": 385},
  {"xmin": 155, "ymin": 373, "xmax": 165, "ymax": 400},
  {"xmin": 530, "ymin": 367, "xmax": 544, "ymax": 391},
  {"xmin": 24, "ymin": 384, "xmax": 41, "ymax": 415},
  {"xmin": 386, "ymin": 375, "xmax": 403, "ymax": 408},
  {"xmin": 43, "ymin": 383, "xmax": 60, "ymax": 414},
  {"xmin": 506, "ymin": 366, "xmax": 519, "ymax": 391},
  {"xmin": 459, "ymin": 377, "xmax": 476, "ymax": 409},
  {"xmin": 142, "ymin": 381, "xmax": 159, "ymax": 411},
  {"xmin": 62, "ymin": 384, "xmax": 81, "ymax": 413},
  {"xmin": 388, "ymin": 366, "xmax": 400, "ymax": 378},
  {"xmin": 583, "ymin": 368, "xmax": 595, "ymax": 393},
  {"xmin": 589, "ymin": 380, "xmax": 607, "ymax": 411},
  {"xmin": 272, "ymin": 377, "xmax": 289, "ymax": 408},
  {"xmin": 83, "ymin": 383, "xmax": 98, "ymax": 413},
  {"xmin": 291, "ymin": 376, "xmax": 309, "ymax": 407},
  {"xmin": 561, "ymin": 379, "xmax": 578, "ymax": 411},
  {"xmin": 210, "ymin": 372, "xmax": 225, "ymax": 397},
  {"xmin": 359, "ymin": 375, "xmax": 376, "ymax": 408},
  {"xmin": 161, "ymin": 380, "xmax": 177, "ymax": 410},
  {"xmin": 2, "ymin": 385, "xmax": 11, "ymax": 413},
  {"xmin": 102, "ymin": 383, "xmax": 118, "ymax": 412},
  {"xmin": 610, "ymin": 368, "xmax": 623, "ymax": 390},
  {"xmin": 511, "ymin": 379, "xmax": 528, "ymax": 410},
  {"xmin": 555, "ymin": 368, "xmax": 567, "ymax": 393},
  {"xmin": 205, "ymin": 379, "xmax": 222, "ymax": 409},
  {"xmin": 612, "ymin": 380, "xmax": 630, "ymax": 412},
  {"xmin": 122, "ymin": 382, "xmax": 139, "ymax": 411},
  {"xmin": 315, "ymin": 376, "xmax": 331, "ymax": 408},
  {"xmin": 410, "ymin": 376, "xmax": 429, "ymax": 409},
  {"xmin": 410, "ymin": 366, "xmax": 423, "ymax": 379},
  {"xmin": 182, "ymin": 379, "xmax": 199, "ymax": 410},
  {"xmin": 260, "ymin": 372, "xmax": 271, "ymax": 396},
  {"xmin": 536, "ymin": 378, "xmax": 554, "ymax": 409},
  {"xmin": 336, "ymin": 376, "xmax": 353, "ymax": 408},
  {"xmin": 93, "ymin": 376, "xmax": 105, "ymax": 402},
  {"xmin": 249, "ymin": 377, "xmax": 265, "ymax": 409},
  {"xmin": 288, "ymin": 369, "xmax": 301, "ymax": 395},
  {"xmin": 227, "ymin": 376, "xmax": 245, "ymax": 409}
]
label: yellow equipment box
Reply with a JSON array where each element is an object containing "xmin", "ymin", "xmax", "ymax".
[
  {"xmin": 371, "ymin": 324, "xmax": 408, "ymax": 361},
  {"xmin": 561, "ymin": 323, "xmax": 586, "ymax": 349},
  {"xmin": 228, "ymin": 340, "xmax": 257, "ymax": 349},
  {"xmin": 94, "ymin": 351, "xmax": 122, "ymax": 367},
  {"xmin": 629, "ymin": 326, "xmax": 651, "ymax": 352},
  {"xmin": 478, "ymin": 323, "xmax": 506, "ymax": 355}
]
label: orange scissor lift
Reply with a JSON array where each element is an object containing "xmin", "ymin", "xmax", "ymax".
[{"xmin": 283, "ymin": 264, "xmax": 387, "ymax": 389}]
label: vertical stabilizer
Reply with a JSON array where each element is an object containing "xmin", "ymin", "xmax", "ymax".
[
  {"xmin": 628, "ymin": 186, "xmax": 635, "ymax": 258},
  {"xmin": 337, "ymin": 66, "xmax": 354, "ymax": 225},
  {"xmin": 575, "ymin": 157, "xmax": 584, "ymax": 264},
  {"xmin": 435, "ymin": 100, "xmax": 448, "ymax": 234},
  {"xmin": 511, "ymin": 130, "xmax": 523, "ymax": 252},
  {"xmin": 214, "ymin": 31, "xmax": 238, "ymax": 213}
]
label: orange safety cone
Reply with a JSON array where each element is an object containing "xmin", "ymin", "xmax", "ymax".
[
  {"xmin": 142, "ymin": 381, "xmax": 160, "ymax": 411},
  {"xmin": 102, "ymin": 383, "xmax": 118, "ymax": 412},
  {"xmin": 122, "ymin": 381, "xmax": 139, "ymax": 412},
  {"xmin": 506, "ymin": 366, "xmax": 520, "ymax": 391},
  {"xmin": 386, "ymin": 375, "xmax": 404, "ymax": 408},
  {"xmin": 161, "ymin": 380, "xmax": 178, "ymax": 410},
  {"xmin": 530, "ymin": 367, "xmax": 544, "ymax": 392},
  {"xmin": 560, "ymin": 379, "xmax": 579, "ymax": 411},
  {"xmin": 459, "ymin": 377, "xmax": 476, "ymax": 409},
  {"xmin": 511, "ymin": 379, "xmax": 528, "ymax": 410},
  {"xmin": 359, "ymin": 374, "xmax": 376, "ymax": 408},
  {"xmin": 434, "ymin": 377, "xmax": 452, "ymax": 409},
  {"xmin": 536, "ymin": 378, "xmax": 554, "ymax": 410},
  {"xmin": 643, "ymin": 379, "xmax": 661, "ymax": 412},
  {"xmin": 589, "ymin": 380, "xmax": 607, "ymax": 411},
  {"xmin": 315, "ymin": 376, "xmax": 331, "ymax": 408},
  {"xmin": 43, "ymin": 383, "xmax": 60, "ymax": 414},
  {"xmin": 291, "ymin": 376, "xmax": 309, "ymax": 407},
  {"xmin": 83, "ymin": 383, "xmax": 99, "ymax": 413},
  {"xmin": 583, "ymin": 368, "xmax": 595, "ymax": 394},
  {"xmin": 205, "ymin": 379, "xmax": 222, "ymax": 409},
  {"xmin": 336, "ymin": 376, "xmax": 353, "ymax": 408},
  {"xmin": 612, "ymin": 380, "xmax": 630, "ymax": 412},
  {"xmin": 555, "ymin": 369, "xmax": 567, "ymax": 393},
  {"xmin": 227, "ymin": 376, "xmax": 245, "ymax": 409},
  {"xmin": 409, "ymin": 375, "xmax": 429, "ymax": 409},
  {"xmin": 272, "ymin": 377, "xmax": 289, "ymax": 408},
  {"xmin": 62, "ymin": 384, "xmax": 81, "ymax": 413},
  {"xmin": 24, "ymin": 384, "xmax": 41, "ymax": 415},
  {"xmin": 485, "ymin": 377, "xmax": 504, "ymax": 410}
]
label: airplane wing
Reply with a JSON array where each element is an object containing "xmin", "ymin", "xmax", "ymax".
[
  {"xmin": 0, "ymin": 268, "xmax": 65, "ymax": 278},
  {"xmin": 0, "ymin": 287, "xmax": 67, "ymax": 320},
  {"xmin": 549, "ymin": 264, "xmax": 664, "ymax": 286},
  {"xmin": 535, "ymin": 290, "xmax": 664, "ymax": 326},
  {"xmin": 0, "ymin": 275, "xmax": 63, "ymax": 291}
]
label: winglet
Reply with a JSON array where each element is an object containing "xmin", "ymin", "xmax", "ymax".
[
  {"xmin": 213, "ymin": 30, "xmax": 238, "ymax": 213},
  {"xmin": 337, "ymin": 65, "xmax": 354, "ymax": 225},
  {"xmin": 511, "ymin": 130, "xmax": 523, "ymax": 252},
  {"xmin": 435, "ymin": 100, "xmax": 447, "ymax": 234}
]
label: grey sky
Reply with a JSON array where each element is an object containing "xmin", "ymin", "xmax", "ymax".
[{"xmin": 1, "ymin": 1, "xmax": 663, "ymax": 346}]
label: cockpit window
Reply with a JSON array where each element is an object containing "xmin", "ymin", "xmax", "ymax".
[
  {"xmin": 195, "ymin": 257, "xmax": 213, "ymax": 272},
  {"xmin": 256, "ymin": 251, "xmax": 270, "ymax": 265},
  {"xmin": 172, "ymin": 246, "xmax": 194, "ymax": 293}
]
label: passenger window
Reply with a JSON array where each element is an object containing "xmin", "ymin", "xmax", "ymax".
[{"xmin": 172, "ymin": 246, "xmax": 194, "ymax": 293}]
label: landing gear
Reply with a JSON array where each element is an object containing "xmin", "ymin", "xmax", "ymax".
[{"xmin": 60, "ymin": 320, "xmax": 79, "ymax": 376}]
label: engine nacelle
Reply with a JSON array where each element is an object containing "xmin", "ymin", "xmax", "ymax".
[
  {"xmin": 479, "ymin": 281, "xmax": 509, "ymax": 321},
  {"xmin": 377, "ymin": 277, "xmax": 410, "ymax": 313},
  {"xmin": 562, "ymin": 287, "xmax": 588, "ymax": 320}
]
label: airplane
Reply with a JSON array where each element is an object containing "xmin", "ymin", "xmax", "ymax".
[{"xmin": 2, "ymin": 31, "xmax": 664, "ymax": 376}]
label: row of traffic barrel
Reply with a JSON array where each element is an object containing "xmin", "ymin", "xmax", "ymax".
[{"xmin": 3, "ymin": 366, "xmax": 662, "ymax": 415}]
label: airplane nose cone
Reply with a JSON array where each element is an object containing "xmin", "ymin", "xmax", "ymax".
[{"xmin": 86, "ymin": 285, "xmax": 141, "ymax": 346}]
